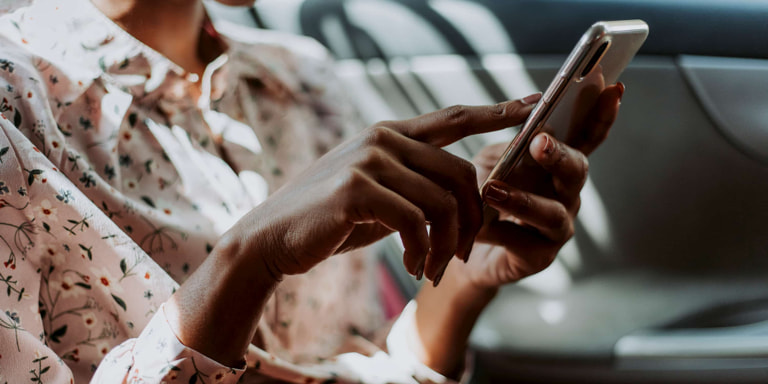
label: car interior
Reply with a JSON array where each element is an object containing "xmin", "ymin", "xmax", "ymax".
[{"xmin": 206, "ymin": 1, "xmax": 768, "ymax": 382}]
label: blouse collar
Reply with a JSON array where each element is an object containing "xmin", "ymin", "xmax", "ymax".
[
  {"xmin": 4, "ymin": 0, "xmax": 301, "ymax": 109},
  {"xmin": 9, "ymin": 0, "xmax": 229, "ymax": 98}
]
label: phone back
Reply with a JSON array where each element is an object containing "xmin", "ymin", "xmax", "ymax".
[
  {"xmin": 486, "ymin": 20, "xmax": 648, "ymax": 185},
  {"xmin": 545, "ymin": 20, "xmax": 649, "ymax": 144}
]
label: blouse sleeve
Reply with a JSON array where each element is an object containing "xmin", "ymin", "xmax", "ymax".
[
  {"xmin": 92, "ymin": 303, "xmax": 245, "ymax": 383},
  {"xmin": 0, "ymin": 53, "xmax": 245, "ymax": 384},
  {"xmin": 232, "ymin": 301, "xmax": 468, "ymax": 384},
  {"xmin": 0, "ymin": 112, "xmax": 463, "ymax": 384}
]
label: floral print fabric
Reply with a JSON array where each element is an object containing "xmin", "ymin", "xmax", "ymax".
[{"xmin": 0, "ymin": 0, "xmax": 458, "ymax": 382}]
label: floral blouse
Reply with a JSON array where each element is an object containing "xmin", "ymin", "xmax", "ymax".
[{"xmin": 0, "ymin": 0, "xmax": 459, "ymax": 383}]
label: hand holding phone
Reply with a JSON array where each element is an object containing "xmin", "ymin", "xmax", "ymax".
[
  {"xmin": 450, "ymin": 21, "xmax": 647, "ymax": 288},
  {"xmin": 483, "ymin": 20, "xmax": 649, "ymax": 189}
]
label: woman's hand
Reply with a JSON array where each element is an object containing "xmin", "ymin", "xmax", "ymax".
[
  {"xmin": 172, "ymin": 98, "xmax": 540, "ymax": 366},
  {"xmin": 220, "ymin": 98, "xmax": 542, "ymax": 283},
  {"xmin": 459, "ymin": 83, "xmax": 625, "ymax": 289}
]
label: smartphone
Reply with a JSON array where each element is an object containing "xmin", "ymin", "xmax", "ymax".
[{"xmin": 483, "ymin": 20, "xmax": 648, "ymax": 191}]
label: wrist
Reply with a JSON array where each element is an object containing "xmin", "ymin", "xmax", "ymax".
[
  {"xmin": 447, "ymin": 261, "xmax": 500, "ymax": 307},
  {"xmin": 168, "ymin": 232, "xmax": 280, "ymax": 367},
  {"xmin": 414, "ymin": 260, "xmax": 497, "ymax": 378},
  {"xmin": 215, "ymin": 231, "xmax": 284, "ymax": 286}
]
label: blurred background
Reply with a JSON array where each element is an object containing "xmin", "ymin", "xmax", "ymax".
[{"xmin": 206, "ymin": 1, "xmax": 768, "ymax": 382}]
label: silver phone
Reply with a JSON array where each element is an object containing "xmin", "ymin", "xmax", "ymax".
[{"xmin": 483, "ymin": 20, "xmax": 649, "ymax": 190}]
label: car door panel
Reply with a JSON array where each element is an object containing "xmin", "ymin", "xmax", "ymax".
[{"xmin": 679, "ymin": 55, "xmax": 768, "ymax": 164}]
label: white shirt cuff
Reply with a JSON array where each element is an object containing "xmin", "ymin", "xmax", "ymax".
[{"xmin": 386, "ymin": 300, "xmax": 474, "ymax": 384}]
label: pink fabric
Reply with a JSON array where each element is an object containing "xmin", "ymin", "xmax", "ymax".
[{"xmin": 377, "ymin": 263, "xmax": 408, "ymax": 320}]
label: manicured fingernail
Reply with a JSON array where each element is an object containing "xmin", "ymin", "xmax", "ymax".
[
  {"xmin": 521, "ymin": 92, "xmax": 542, "ymax": 105},
  {"xmin": 416, "ymin": 261, "xmax": 424, "ymax": 281},
  {"xmin": 485, "ymin": 183, "xmax": 508, "ymax": 202},
  {"xmin": 542, "ymin": 134, "xmax": 555, "ymax": 155},
  {"xmin": 433, "ymin": 268, "xmax": 445, "ymax": 287},
  {"xmin": 617, "ymin": 82, "xmax": 625, "ymax": 99}
]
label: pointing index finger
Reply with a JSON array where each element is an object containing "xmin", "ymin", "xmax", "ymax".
[{"xmin": 389, "ymin": 93, "xmax": 542, "ymax": 148}]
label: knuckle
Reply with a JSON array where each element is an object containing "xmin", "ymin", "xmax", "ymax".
[
  {"xmin": 338, "ymin": 168, "xmax": 369, "ymax": 193},
  {"xmin": 364, "ymin": 125, "xmax": 393, "ymax": 146},
  {"xmin": 490, "ymin": 102, "xmax": 507, "ymax": 117},
  {"xmin": 556, "ymin": 215, "xmax": 575, "ymax": 243},
  {"xmin": 565, "ymin": 223, "xmax": 575, "ymax": 240},
  {"xmin": 554, "ymin": 144, "xmax": 568, "ymax": 166},
  {"xmin": 572, "ymin": 197, "xmax": 582, "ymax": 215},
  {"xmin": 406, "ymin": 206, "xmax": 427, "ymax": 229},
  {"xmin": 514, "ymin": 190, "xmax": 534, "ymax": 213},
  {"xmin": 553, "ymin": 204, "xmax": 569, "ymax": 225},
  {"xmin": 358, "ymin": 146, "xmax": 387, "ymax": 169},
  {"xmin": 376, "ymin": 120, "xmax": 397, "ymax": 129},
  {"xmin": 560, "ymin": 219, "xmax": 575, "ymax": 242},
  {"xmin": 547, "ymin": 205, "xmax": 572, "ymax": 240},
  {"xmin": 432, "ymin": 189, "xmax": 458, "ymax": 219},
  {"xmin": 443, "ymin": 105, "xmax": 470, "ymax": 126},
  {"xmin": 338, "ymin": 171, "xmax": 380, "ymax": 223}
]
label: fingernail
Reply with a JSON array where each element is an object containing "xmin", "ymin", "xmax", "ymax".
[
  {"xmin": 463, "ymin": 238, "xmax": 475, "ymax": 263},
  {"xmin": 485, "ymin": 183, "xmax": 508, "ymax": 202},
  {"xmin": 433, "ymin": 268, "xmax": 445, "ymax": 287},
  {"xmin": 542, "ymin": 134, "xmax": 555, "ymax": 155},
  {"xmin": 416, "ymin": 261, "xmax": 424, "ymax": 281},
  {"xmin": 521, "ymin": 92, "xmax": 542, "ymax": 105},
  {"xmin": 617, "ymin": 82, "xmax": 625, "ymax": 100}
]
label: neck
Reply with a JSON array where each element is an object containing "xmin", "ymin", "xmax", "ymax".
[{"xmin": 91, "ymin": 0, "xmax": 214, "ymax": 77}]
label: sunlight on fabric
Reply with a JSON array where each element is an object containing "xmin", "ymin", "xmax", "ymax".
[{"xmin": 428, "ymin": 0, "xmax": 516, "ymax": 54}]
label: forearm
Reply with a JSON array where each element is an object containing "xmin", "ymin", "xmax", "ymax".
[
  {"xmin": 165, "ymin": 236, "xmax": 280, "ymax": 367},
  {"xmin": 414, "ymin": 260, "xmax": 498, "ymax": 378}
]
